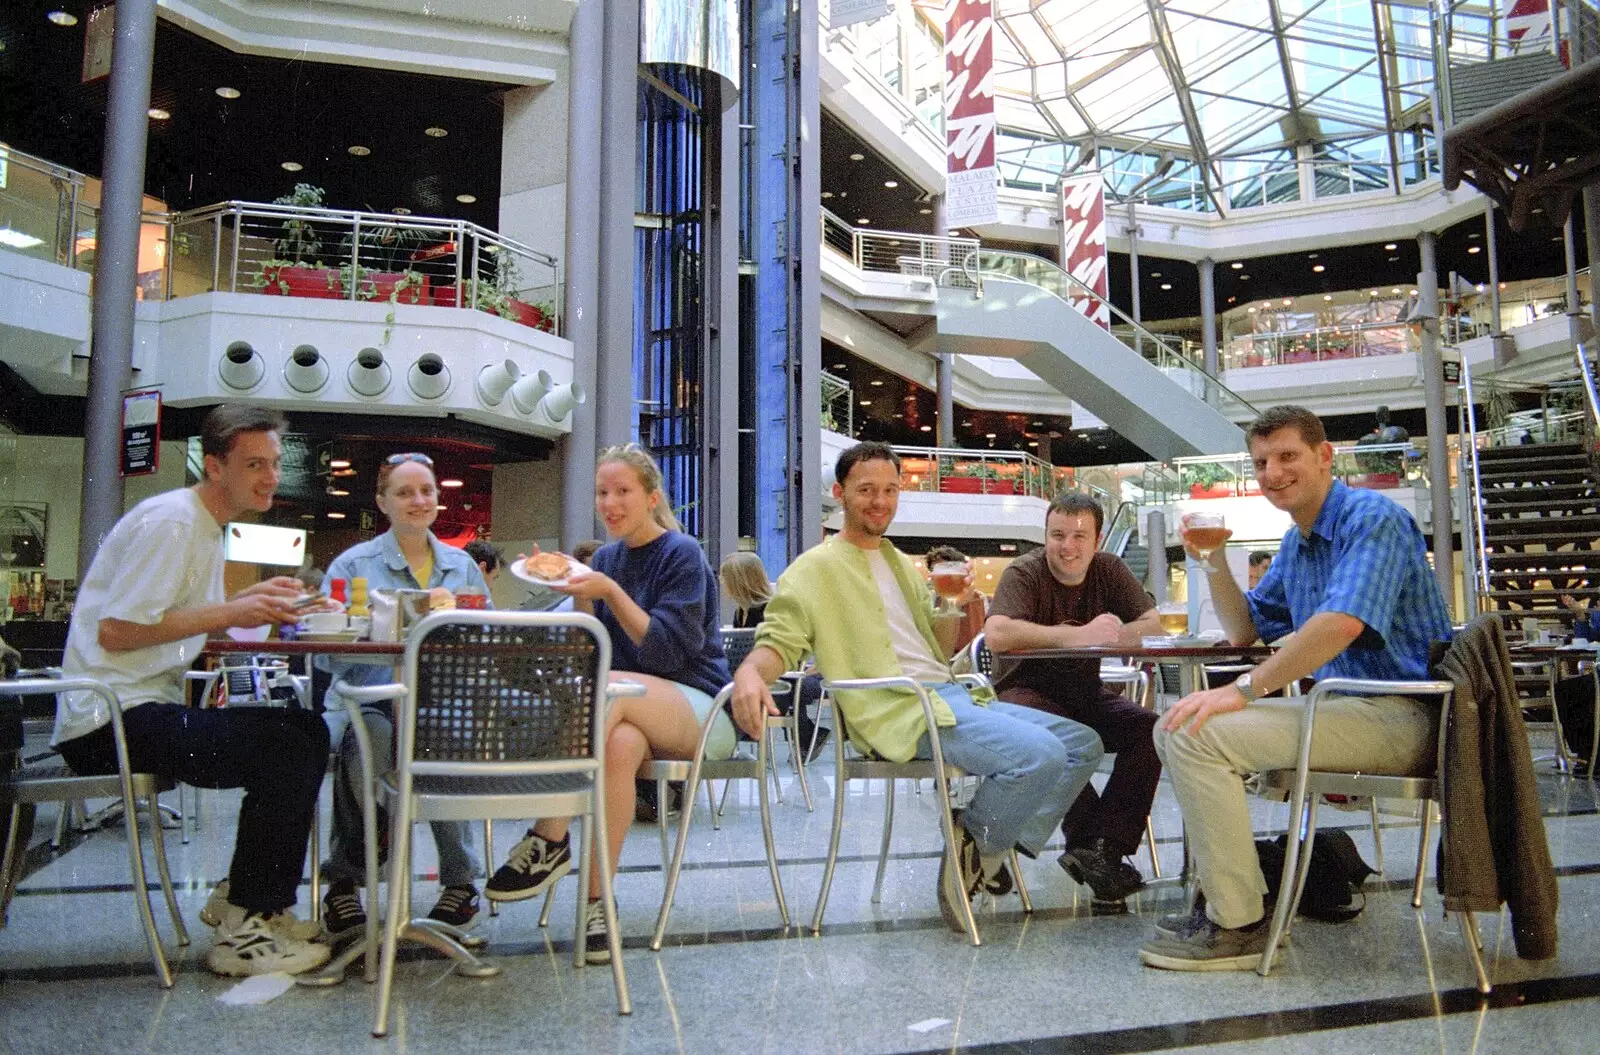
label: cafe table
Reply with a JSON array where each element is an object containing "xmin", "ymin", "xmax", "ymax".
[
  {"xmin": 1504, "ymin": 641, "xmax": 1599, "ymax": 773},
  {"xmin": 1000, "ymin": 642, "xmax": 1277, "ymax": 704}
]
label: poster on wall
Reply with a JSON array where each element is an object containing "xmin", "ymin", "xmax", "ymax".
[
  {"xmin": 120, "ymin": 389, "xmax": 161, "ymax": 477},
  {"xmin": 1059, "ymin": 174, "xmax": 1110, "ymax": 329},
  {"xmin": 829, "ymin": 0, "xmax": 893, "ymax": 28},
  {"xmin": 82, "ymin": 5, "xmax": 115, "ymax": 83},
  {"xmin": 944, "ymin": 0, "xmax": 997, "ymax": 228}
]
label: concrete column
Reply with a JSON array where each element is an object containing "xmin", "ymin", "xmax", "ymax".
[
  {"xmin": 1126, "ymin": 202, "xmax": 1142, "ymax": 357},
  {"xmin": 560, "ymin": 0, "xmax": 603, "ymax": 548},
  {"xmin": 79, "ymin": 0, "xmax": 158, "ymax": 576},
  {"xmin": 1418, "ymin": 229, "xmax": 1456, "ymax": 611},
  {"xmin": 1586, "ymin": 186, "xmax": 1600, "ymax": 335},
  {"xmin": 795, "ymin": 0, "xmax": 822, "ymax": 554},
  {"xmin": 594, "ymin": 0, "xmax": 640, "ymax": 449},
  {"xmin": 1145, "ymin": 509, "xmax": 1167, "ymax": 600},
  {"xmin": 705, "ymin": 84, "xmax": 741, "ymax": 571},
  {"xmin": 1196, "ymin": 256, "xmax": 1216, "ymax": 379},
  {"xmin": 1563, "ymin": 214, "xmax": 1582, "ymax": 319},
  {"xmin": 937, "ymin": 356, "xmax": 954, "ymax": 448},
  {"xmin": 934, "ymin": 192, "xmax": 947, "ymax": 239},
  {"xmin": 1484, "ymin": 205, "xmax": 1502, "ymax": 335}
]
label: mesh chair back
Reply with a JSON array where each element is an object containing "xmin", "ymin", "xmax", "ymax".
[
  {"xmin": 970, "ymin": 632, "xmax": 994, "ymax": 676},
  {"xmin": 720, "ymin": 627, "xmax": 757, "ymax": 672},
  {"xmin": 408, "ymin": 616, "xmax": 604, "ymax": 767}
]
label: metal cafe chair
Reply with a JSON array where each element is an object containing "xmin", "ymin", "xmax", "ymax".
[
  {"xmin": 812, "ymin": 675, "xmax": 1033, "ymax": 946},
  {"xmin": 363, "ymin": 611, "xmax": 633, "ymax": 1035},
  {"xmin": 648, "ymin": 684, "xmax": 792, "ymax": 949},
  {"xmin": 0, "ymin": 677, "xmax": 189, "ymax": 987},
  {"xmin": 1254, "ymin": 676, "xmax": 1492, "ymax": 994}
]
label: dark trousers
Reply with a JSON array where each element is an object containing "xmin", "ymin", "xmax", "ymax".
[
  {"xmin": 1001, "ymin": 686, "xmax": 1160, "ymax": 857},
  {"xmin": 58, "ymin": 702, "xmax": 328, "ymax": 915}
]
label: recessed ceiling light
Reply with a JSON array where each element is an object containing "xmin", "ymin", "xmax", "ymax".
[
  {"xmin": 1027, "ymin": 440, "xmax": 1038, "ymax": 447},
  {"xmin": 47, "ymin": 11, "xmax": 77, "ymax": 26},
  {"xmin": 328, "ymin": 458, "xmax": 350, "ymax": 469},
  {"xmin": 215, "ymin": 86, "xmax": 241, "ymax": 99},
  {"xmin": 918, "ymin": 207, "xmax": 931, "ymax": 214},
  {"xmin": 859, "ymin": 400, "xmax": 872, "ymax": 406},
  {"xmin": 1282, "ymin": 297, "xmax": 1293, "ymax": 305},
  {"xmin": 1384, "ymin": 243, "xmax": 1397, "ymax": 250},
  {"xmin": 1247, "ymin": 307, "xmax": 1257, "ymax": 314},
  {"xmin": 1392, "ymin": 287, "xmax": 1402, "ymax": 294},
  {"xmin": 1239, "ymin": 274, "xmax": 1250, "ymax": 280},
  {"xmin": 1150, "ymin": 271, "xmax": 1162, "ymax": 278},
  {"xmin": 1078, "ymin": 432, "xmax": 1090, "ymax": 439},
  {"xmin": 849, "ymin": 152, "xmax": 864, "ymax": 161},
  {"xmin": 393, "ymin": 207, "xmax": 412, "ymax": 215},
  {"xmin": 1160, "ymin": 283, "xmax": 1172, "ymax": 290},
  {"xmin": 1467, "ymin": 232, "xmax": 1480, "ymax": 240},
  {"xmin": 984, "ymin": 432, "xmax": 997, "ymax": 439},
  {"xmin": 327, "ymin": 512, "xmax": 347, "ymax": 520},
  {"xmin": 1230, "ymin": 262, "xmax": 1243, "ymax": 269},
  {"xmin": 300, "ymin": 514, "xmax": 315, "ymax": 520},
  {"xmin": 347, "ymin": 145, "xmax": 371, "ymax": 156},
  {"xmin": 435, "ymin": 504, "xmax": 447, "ymax": 511},
  {"xmin": 1409, "ymin": 289, "xmax": 1418, "ymax": 296},
  {"xmin": 920, "ymin": 425, "xmax": 932, "ymax": 432},
  {"xmin": 1312, "ymin": 264, "xmax": 1325, "ymax": 272},
  {"xmin": 332, "ymin": 468, "xmax": 357, "ymax": 477},
  {"xmin": 1467, "ymin": 245, "xmax": 1481, "ymax": 254},
  {"xmin": 1308, "ymin": 253, "xmax": 1319, "ymax": 259},
  {"xmin": 1323, "ymin": 294, "xmax": 1333, "ymax": 301},
  {"xmin": 884, "ymin": 180, "xmax": 898, "ymax": 188},
  {"xmin": 424, "ymin": 126, "xmax": 448, "ymax": 138},
  {"xmin": 456, "ymin": 193, "xmax": 477, "ymax": 204},
  {"xmin": 327, "ymin": 488, "xmax": 350, "ymax": 497},
  {"xmin": 147, "ymin": 108, "xmax": 170, "ymax": 120},
  {"xmin": 281, "ymin": 161, "xmax": 303, "ymax": 172},
  {"xmin": 870, "ymin": 379, "xmax": 883, "ymax": 386},
  {"xmin": 821, "ymin": 191, "xmax": 834, "ymax": 199},
  {"xmin": 440, "ymin": 479, "xmax": 464, "ymax": 488},
  {"xmin": 857, "ymin": 217, "xmax": 871, "ymax": 225},
  {"xmin": 1370, "ymin": 289, "xmax": 1379, "ymax": 296},
  {"xmin": 1387, "ymin": 255, "xmax": 1400, "ymax": 262}
]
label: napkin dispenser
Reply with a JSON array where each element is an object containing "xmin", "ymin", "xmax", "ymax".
[{"xmin": 370, "ymin": 589, "xmax": 432, "ymax": 642}]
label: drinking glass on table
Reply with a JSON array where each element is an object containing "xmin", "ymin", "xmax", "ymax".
[
  {"xmin": 1156, "ymin": 601, "xmax": 1188, "ymax": 638},
  {"xmin": 1184, "ymin": 511, "xmax": 1228, "ymax": 559},
  {"xmin": 929, "ymin": 561, "xmax": 969, "ymax": 615}
]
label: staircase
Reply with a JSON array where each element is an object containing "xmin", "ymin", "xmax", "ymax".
[{"xmin": 1474, "ymin": 439, "xmax": 1600, "ymax": 627}]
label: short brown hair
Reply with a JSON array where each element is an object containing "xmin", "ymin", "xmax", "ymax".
[
  {"xmin": 570, "ymin": 539, "xmax": 603, "ymax": 565},
  {"xmin": 1246, "ymin": 405, "xmax": 1326, "ymax": 448},
  {"xmin": 834, "ymin": 441, "xmax": 901, "ymax": 487},
  {"xmin": 1045, "ymin": 491, "xmax": 1104, "ymax": 537},
  {"xmin": 925, "ymin": 544, "xmax": 969, "ymax": 566},
  {"xmin": 199, "ymin": 403, "xmax": 287, "ymax": 460}
]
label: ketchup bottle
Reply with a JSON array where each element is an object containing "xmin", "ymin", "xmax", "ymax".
[{"xmin": 329, "ymin": 578, "xmax": 348, "ymax": 606}]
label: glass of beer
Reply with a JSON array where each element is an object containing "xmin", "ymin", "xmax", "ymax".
[
  {"xmin": 930, "ymin": 561, "xmax": 969, "ymax": 615},
  {"xmin": 1157, "ymin": 601, "xmax": 1188, "ymax": 639},
  {"xmin": 1185, "ymin": 511, "xmax": 1228, "ymax": 559}
]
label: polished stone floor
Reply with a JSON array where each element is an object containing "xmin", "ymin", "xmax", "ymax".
[{"xmin": 1, "ymin": 724, "xmax": 1596, "ymax": 1055}]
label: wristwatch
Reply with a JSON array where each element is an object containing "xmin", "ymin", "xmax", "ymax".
[{"xmin": 1235, "ymin": 672, "xmax": 1259, "ymax": 703}]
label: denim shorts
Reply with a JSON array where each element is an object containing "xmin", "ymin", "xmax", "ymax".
[{"xmin": 675, "ymin": 680, "xmax": 737, "ymax": 762}]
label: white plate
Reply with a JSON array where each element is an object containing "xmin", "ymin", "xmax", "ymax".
[
  {"xmin": 509, "ymin": 555, "xmax": 588, "ymax": 588},
  {"xmin": 295, "ymin": 630, "xmax": 364, "ymax": 643}
]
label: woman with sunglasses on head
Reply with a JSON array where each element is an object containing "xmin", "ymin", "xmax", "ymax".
[
  {"xmin": 486, "ymin": 444, "xmax": 735, "ymax": 963},
  {"xmin": 318, "ymin": 452, "xmax": 489, "ymax": 938}
]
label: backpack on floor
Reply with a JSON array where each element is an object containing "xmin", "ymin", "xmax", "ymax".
[{"xmin": 1256, "ymin": 828, "xmax": 1376, "ymax": 923}]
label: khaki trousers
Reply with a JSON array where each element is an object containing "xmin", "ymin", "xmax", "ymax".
[{"xmin": 1153, "ymin": 694, "xmax": 1437, "ymax": 929}]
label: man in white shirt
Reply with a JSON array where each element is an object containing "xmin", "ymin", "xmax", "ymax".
[{"xmin": 54, "ymin": 404, "xmax": 332, "ymax": 977}]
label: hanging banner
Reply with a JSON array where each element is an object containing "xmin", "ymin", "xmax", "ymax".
[
  {"xmin": 1060, "ymin": 174, "xmax": 1110, "ymax": 329},
  {"xmin": 82, "ymin": 5, "xmax": 116, "ymax": 83},
  {"xmin": 120, "ymin": 389, "xmax": 161, "ymax": 477},
  {"xmin": 944, "ymin": 0, "xmax": 997, "ymax": 228},
  {"xmin": 830, "ymin": 0, "xmax": 893, "ymax": 29}
]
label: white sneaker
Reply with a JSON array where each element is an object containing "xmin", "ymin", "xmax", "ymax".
[
  {"xmin": 200, "ymin": 880, "xmax": 322, "ymax": 941},
  {"xmin": 207, "ymin": 907, "xmax": 332, "ymax": 977}
]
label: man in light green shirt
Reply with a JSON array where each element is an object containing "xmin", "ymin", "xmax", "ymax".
[{"xmin": 731, "ymin": 442, "xmax": 1103, "ymax": 931}]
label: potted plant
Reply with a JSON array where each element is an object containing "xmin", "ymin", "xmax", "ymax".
[
  {"xmin": 253, "ymin": 184, "xmax": 344, "ymax": 299},
  {"xmin": 436, "ymin": 255, "xmax": 555, "ymax": 333},
  {"xmin": 340, "ymin": 221, "xmax": 432, "ymax": 306},
  {"xmin": 1183, "ymin": 462, "xmax": 1234, "ymax": 499}
]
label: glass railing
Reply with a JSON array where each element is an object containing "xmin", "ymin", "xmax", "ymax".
[
  {"xmin": 893, "ymin": 445, "xmax": 1057, "ymax": 500},
  {"xmin": 956, "ymin": 248, "xmax": 1259, "ymax": 421},
  {"xmin": 0, "ymin": 144, "xmax": 92, "ymax": 268},
  {"xmin": 1172, "ymin": 442, "xmax": 1426, "ymax": 498},
  {"xmin": 821, "ymin": 207, "xmax": 978, "ymax": 283},
  {"xmin": 1223, "ymin": 320, "xmax": 1417, "ymax": 368}
]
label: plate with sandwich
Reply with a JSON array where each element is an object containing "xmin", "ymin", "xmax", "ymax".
[{"xmin": 509, "ymin": 551, "xmax": 587, "ymax": 589}]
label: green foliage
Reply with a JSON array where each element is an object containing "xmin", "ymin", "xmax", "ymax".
[{"xmin": 271, "ymin": 184, "xmax": 326, "ymax": 264}]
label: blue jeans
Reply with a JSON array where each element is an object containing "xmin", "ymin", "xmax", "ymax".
[
  {"xmin": 914, "ymin": 684, "xmax": 1103, "ymax": 858},
  {"xmin": 324, "ymin": 702, "xmax": 478, "ymax": 889}
]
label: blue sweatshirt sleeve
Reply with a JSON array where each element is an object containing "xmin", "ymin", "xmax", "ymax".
[{"xmin": 628, "ymin": 537, "xmax": 708, "ymax": 676}]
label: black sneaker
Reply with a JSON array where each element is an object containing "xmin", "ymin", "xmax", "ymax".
[
  {"xmin": 1059, "ymin": 838, "xmax": 1146, "ymax": 901},
  {"xmin": 486, "ymin": 830, "xmax": 573, "ymax": 902},
  {"xmin": 584, "ymin": 898, "xmax": 613, "ymax": 964},
  {"xmin": 936, "ymin": 812, "xmax": 983, "ymax": 933},
  {"xmin": 322, "ymin": 879, "xmax": 367, "ymax": 938},
  {"xmin": 1139, "ymin": 915, "xmax": 1280, "ymax": 972},
  {"xmin": 981, "ymin": 858, "xmax": 1015, "ymax": 898},
  {"xmin": 427, "ymin": 885, "xmax": 481, "ymax": 929},
  {"xmin": 1154, "ymin": 901, "xmax": 1209, "ymax": 938}
]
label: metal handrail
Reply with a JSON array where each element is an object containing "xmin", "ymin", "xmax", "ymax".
[
  {"xmin": 956, "ymin": 247, "xmax": 1259, "ymax": 418},
  {"xmin": 1458, "ymin": 352, "xmax": 1492, "ymax": 607},
  {"xmin": 820, "ymin": 206, "xmax": 979, "ymax": 280},
  {"xmin": 1103, "ymin": 500, "xmax": 1137, "ymax": 559},
  {"xmin": 1572, "ymin": 343, "xmax": 1599, "ymax": 433},
  {"xmin": 890, "ymin": 443, "xmax": 1057, "ymax": 500}
]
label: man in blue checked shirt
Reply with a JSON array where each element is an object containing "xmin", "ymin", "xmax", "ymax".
[{"xmin": 1142, "ymin": 405, "xmax": 1453, "ymax": 973}]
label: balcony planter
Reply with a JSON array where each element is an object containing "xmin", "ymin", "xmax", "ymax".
[
  {"xmin": 1188, "ymin": 483, "xmax": 1233, "ymax": 499},
  {"xmin": 365, "ymin": 271, "xmax": 430, "ymax": 305},
  {"xmin": 431, "ymin": 283, "xmax": 556, "ymax": 332},
  {"xmin": 940, "ymin": 477, "xmax": 1017, "ymax": 495},
  {"xmin": 1349, "ymin": 473, "xmax": 1401, "ymax": 489},
  {"xmin": 254, "ymin": 263, "xmax": 343, "ymax": 299}
]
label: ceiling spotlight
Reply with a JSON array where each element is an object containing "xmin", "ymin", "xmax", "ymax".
[
  {"xmin": 1160, "ymin": 283, "xmax": 1172, "ymax": 290},
  {"xmin": 327, "ymin": 512, "xmax": 347, "ymax": 520},
  {"xmin": 440, "ymin": 479, "xmax": 464, "ymax": 488},
  {"xmin": 821, "ymin": 191, "xmax": 834, "ymax": 199},
  {"xmin": 393, "ymin": 207, "xmax": 412, "ymax": 215},
  {"xmin": 1387, "ymin": 255, "xmax": 1400, "ymax": 262},
  {"xmin": 1323, "ymin": 294, "xmax": 1333, "ymax": 301},
  {"xmin": 327, "ymin": 487, "xmax": 350, "ymax": 497},
  {"xmin": 1239, "ymin": 274, "xmax": 1250, "ymax": 280},
  {"xmin": 1467, "ymin": 232, "xmax": 1480, "ymax": 240},
  {"xmin": 281, "ymin": 161, "xmax": 303, "ymax": 172},
  {"xmin": 1467, "ymin": 245, "xmax": 1481, "ymax": 254},
  {"xmin": 1369, "ymin": 290, "xmax": 1379, "ymax": 296},
  {"xmin": 424, "ymin": 126, "xmax": 449, "ymax": 138},
  {"xmin": 1409, "ymin": 289, "xmax": 1418, "ymax": 296},
  {"xmin": 1391, "ymin": 287, "xmax": 1402, "ymax": 294},
  {"xmin": 1230, "ymin": 262, "xmax": 1243, "ymax": 269},
  {"xmin": 147, "ymin": 108, "xmax": 170, "ymax": 120},
  {"xmin": 347, "ymin": 145, "xmax": 371, "ymax": 156},
  {"xmin": 47, "ymin": 11, "xmax": 78, "ymax": 26},
  {"xmin": 328, "ymin": 458, "xmax": 351, "ymax": 469},
  {"xmin": 1308, "ymin": 253, "xmax": 1319, "ymax": 259},
  {"xmin": 849, "ymin": 152, "xmax": 864, "ymax": 161},
  {"xmin": 1383, "ymin": 242, "xmax": 1397, "ymax": 250},
  {"xmin": 857, "ymin": 217, "xmax": 871, "ymax": 225},
  {"xmin": 918, "ymin": 207, "xmax": 931, "ymax": 214},
  {"xmin": 215, "ymin": 86, "xmax": 241, "ymax": 100},
  {"xmin": 859, "ymin": 400, "xmax": 872, "ymax": 407},
  {"xmin": 984, "ymin": 432, "xmax": 997, "ymax": 439},
  {"xmin": 1282, "ymin": 297, "xmax": 1293, "ymax": 305},
  {"xmin": 435, "ymin": 505, "xmax": 448, "ymax": 511},
  {"xmin": 456, "ymin": 193, "xmax": 477, "ymax": 204},
  {"xmin": 920, "ymin": 425, "xmax": 932, "ymax": 432},
  {"xmin": 884, "ymin": 180, "xmax": 898, "ymax": 188},
  {"xmin": 1247, "ymin": 307, "xmax": 1257, "ymax": 314},
  {"xmin": 1150, "ymin": 271, "xmax": 1162, "ymax": 278},
  {"xmin": 1312, "ymin": 264, "xmax": 1325, "ymax": 272},
  {"xmin": 870, "ymin": 379, "xmax": 884, "ymax": 386}
]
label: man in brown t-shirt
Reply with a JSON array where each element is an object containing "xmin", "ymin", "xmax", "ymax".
[{"xmin": 986, "ymin": 492, "xmax": 1162, "ymax": 906}]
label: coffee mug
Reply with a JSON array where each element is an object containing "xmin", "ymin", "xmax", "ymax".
[{"xmin": 301, "ymin": 611, "xmax": 349, "ymax": 634}]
